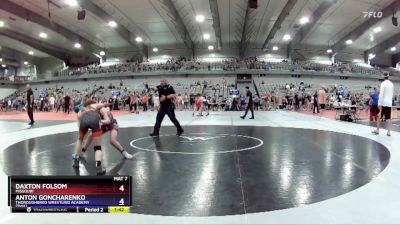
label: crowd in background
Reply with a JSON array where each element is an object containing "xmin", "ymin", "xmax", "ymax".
[
  {"xmin": 57, "ymin": 57, "xmax": 387, "ymax": 77},
  {"xmin": 0, "ymin": 56, "xmax": 398, "ymax": 82},
  {"xmin": 2, "ymin": 77, "xmax": 399, "ymax": 123}
]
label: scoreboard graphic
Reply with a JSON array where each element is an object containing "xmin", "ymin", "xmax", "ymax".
[{"xmin": 8, "ymin": 176, "xmax": 131, "ymax": 213}]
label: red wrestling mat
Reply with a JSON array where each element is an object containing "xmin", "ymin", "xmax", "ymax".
[{"xmin": 0, "ymin": 110, "xmax": 130, "ymax": 121}]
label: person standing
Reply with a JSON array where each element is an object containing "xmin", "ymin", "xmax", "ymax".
[
  {"xmin": 294, "ymin": 93, "xmax": 300, "ymax": 111},
  {"xmin": 176, "ymin": 94, "xmax": 184, "ymax": 111},
  {"xmin": 7, "ymin": 98, "xmax": 12, "ymax": 112},
  {"xmin": 49, "ymin": 95, "xmax": 55, "ymax": 111},
  {"xmin": 318, "ymin": 86, "xmax": 327, "ymax": 113},
  {"xmin": 373, "ymin": 72, "xmax": 394, "ymax": 136},
  {"xmin": 369, "ymin": 88, "xmax": 379, "ymax": 122},
  {"xmin": 183, "ymin": 93, "xmax": 189, "ymax": 110},
  {"xmin": 26, "ymin": 84, "xmax": 34, "ymax": 125},
  {"xmin": 56, "ymin": 95, "xmax": 63, "ymax": 113},
  {"xmin": 153, "ymin": 92, "xmax": 160, "ymax": 111},
  {"xmin": 240, "ymin": 86, "xmax": 254, "ymax": 119},
  {"xmin": 64, "ymin": 94, "xmax": 71, "ymax": 114},
  {"xmin": 313, "ymin": 91, "xmax": 319, "ymax": 114},
  {"xmin": 129, "ymin": 93, "xmax": 136, "ymax": 112},
  {"xmin": 142, "ymin": 94, "xmax": 149, "ymax": 111},
  {"xmin": 189, "ymin": 94, "xmax": 195, "ymax": 110},
  {"xmin": 150, "ymin": 78, "xmax": 184, "ymax": 136}
]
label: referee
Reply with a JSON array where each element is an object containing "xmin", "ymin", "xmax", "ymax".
[
  {"xmin": 26, "ymin": 84, "xmax": 34, "ymax": 126},
  {"xmin": 150, "ymin": 78, "xmax": 184, "ymax": 136},
  {"xmin": 240, "ymin": 86, "xmax": 254, "ymax": 119}
]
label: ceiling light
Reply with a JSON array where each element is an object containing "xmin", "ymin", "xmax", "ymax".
[
  {"xmin": 272, "ymin": 46, "xmax": 279, "ymax": 51},
  {"xmin": 39, "ymin": 32, "xmax": 47, "ymax": 39},
  {"xmin": 74, "ymin": 43, "xmax": 81, "ymax": 48},
  {"xmin": 1, "ymin": 64, "xmax": 5, "ymax": 68},
  {"xmin": 65, "ymin": 0, "xmax": 78, "ymax": 7},
  {"xmin": 326, "ymin": 49, "xmax": 332, "ymax": 53},
  {"xmin": 0, "ymin": 21, "xmax": 4, "ymax": 27},
  {"xmin": 299, "ymin": 17, "xmax": 309, "ymax": 25},
  {"xmin": 373, "ymin": 26, "xmax": 382, "ymax": 33},
  {"xmin": 196, "ymin": 15, "xmax": 205, "ymax": 22},
  {"xmin": 28, "ymin": 51, "xmax": 34, "ymax": 55},
  {"xmin": 99, "ymin": 51, "xmax": 105, "ymax": 56},
  {"xmin": 24, "ymin": 61, "xmax": 28, "ymax": 65},
  {"xmin": 203, "ymin": 33, "xmax": 210, "ymax": 40},
  {"xmin": 135, "ymin": 37, "xmax": 143, "ymax": 42},
  {"xmin": 345, "ymin": 39, "xmax": 352, "ymax": 45},
  {"xmin": 368, "ymin": 53, "xmax": 376, "ymax": 59},
  {"xmin": 283, "ymin": 34, "xmax": 291, "ymax": 41},
  {"xmin": 369, "ymin": 34, "xmax": 374, "ymax": 42},
  {"xmin": 390, "ymin": 47, "xmax": 397, "ymax": 51},
  {"xmin": 208, "ymin": 45, "xmax": 214, "ymax": 50},
  {"xmin": 152, "ymin": 47, "xmax": 158, "ymax": 52},
  {"xmin": 0, "ymin": 58, "xmax": 2, "ymax": 62},
  {"xmin": 108, "ymin": 21, "xmax": 117, "ymax": 27}
]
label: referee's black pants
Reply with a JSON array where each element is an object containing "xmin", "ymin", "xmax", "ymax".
[
  {"xmin": 243, "ymin": 103, "xmax": 254, "ymax": 118},
  {"xmin": 64, "ymin": 103, "xmax": 70, "ymax": 114},
  {"xmin": 27, "ymin": 105, "xmax": 34, "ymax": 124},
  {"xmin": 152, "ymin": 105, "xmax": 183, "ymax": 134}
]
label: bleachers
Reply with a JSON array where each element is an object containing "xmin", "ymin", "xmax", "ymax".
[
  {"xmin": 53, "ymin": 57, "xmax": 388, "ymax": 80},
  {"xmin": 0, "ymin": 88, "xmax": 17, "ymax": 99}
]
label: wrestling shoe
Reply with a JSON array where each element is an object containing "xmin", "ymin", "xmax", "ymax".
[
  {"xmin": 122, "ymin": 151, "xmax": 134, "ymax": 159},
  {"xmin": 96, "ymin": 166, "xmax": 106, "ymax": 175},
  {"xmin": 72, "ymin": 158, "xmax": 79, "ymax": 168},
  {"xmin": 176, "ymin": 130, "xmax": 184, "ymax": 136},
  {"xmin": 149, "ymin": 133, "xmax": 159, "ymax": 137},
  {"xmin": 72, "ymin": 153, "xmax": 87, "ymax": 160}
]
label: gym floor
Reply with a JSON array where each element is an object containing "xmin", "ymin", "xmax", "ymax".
[{"xmin": 0, "ymin": 111, "xmax": 399, "ymax": 224}]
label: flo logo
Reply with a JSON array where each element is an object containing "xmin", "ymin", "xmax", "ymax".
[
  {"xmin": 130, "ymin": 133, "xmax": 264, "ymax": 154},
  {"xmin": 363, "ymin": 12, "xmax": 383, "ymax": 18},
  {"xmin": 179, "ymin": 135, "xmax": 226, "ymax": 142}
]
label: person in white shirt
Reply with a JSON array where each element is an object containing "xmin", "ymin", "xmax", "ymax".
[
  {"xmin": 7, "ymin": 99, "xmax": 12, "ymax": 112},
  {"xmin": 153, "ymin": 94, "xmax": 160, "ymax": 111},
  {"xmin": 49, "ymin": 95, "xmax": 55, "ymax": 111},
  {"xmin": 373, "ymin": 72, "xmax": 394, "ymax": 136}
]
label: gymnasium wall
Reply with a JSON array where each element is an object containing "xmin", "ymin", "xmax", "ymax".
[{"xmin": 35, "ymin": 57, "xmax": 65, "ymax": 80}]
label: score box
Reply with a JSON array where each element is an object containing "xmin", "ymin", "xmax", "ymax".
[{"xmin": 8, "ymin": 176, "xmax": 132, "ymax": 210}]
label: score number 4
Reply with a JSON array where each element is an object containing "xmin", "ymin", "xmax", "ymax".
[{"xmin": 119, "ymin": 185, "xmax": 125, "ymax": 206}]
